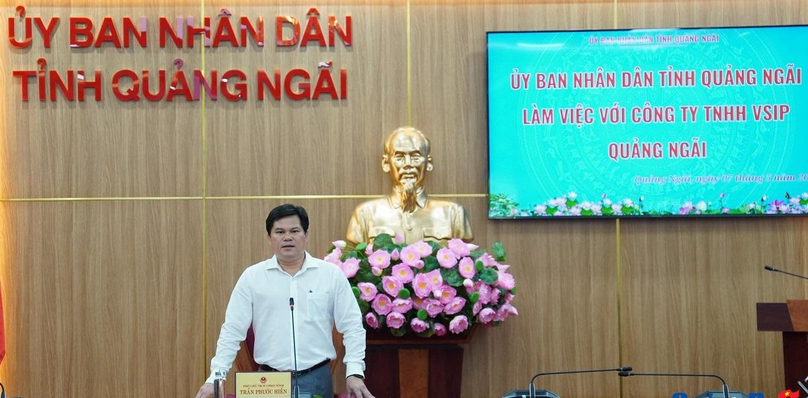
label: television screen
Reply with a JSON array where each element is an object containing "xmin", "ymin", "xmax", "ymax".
[{"xmin": 487, "ymin": 26, "xmax": 808, "ymax": 218}]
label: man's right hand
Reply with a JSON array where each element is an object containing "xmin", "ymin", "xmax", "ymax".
[{"xmin": 193, "ymin": 383, "xmax": 213, "ymax": 398}]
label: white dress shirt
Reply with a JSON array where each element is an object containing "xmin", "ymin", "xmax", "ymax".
[{"xmin": 206, "ymin": 252, "xmax": 366, "ymax": 383}]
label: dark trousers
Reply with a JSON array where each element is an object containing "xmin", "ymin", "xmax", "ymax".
[{"xmin": 293, "ymin": 363, "xmax": 333, "ymax": 398}]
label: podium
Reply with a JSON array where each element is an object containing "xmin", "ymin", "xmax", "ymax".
[{"xmin": 756, "ymin": 300, "xmax": 808, "ymax": 392}]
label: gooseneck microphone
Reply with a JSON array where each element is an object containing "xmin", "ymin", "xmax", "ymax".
[
  {"xmin": 618, "ymin": 370, "xmax": 730, "ymax": 398},
  {"xmin": 290, "ymin": 297, "xmax": 299, "ymax": 398},
  {"xmin": 528, "ymin": 366, "xmax": 633, "ymax": 398},
  {"xmin": 764, "ymin": 265, "xmax": 808, "ymax": 281}
]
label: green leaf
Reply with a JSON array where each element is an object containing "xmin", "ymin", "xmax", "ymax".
[
  {"xmin": 398, "ymin": 288, "xmax": 411, "ymax": 299},
  {"xmin": 479, "ymin": 268, "xmax": 499, "ymax": 284},
  {"xmin": 417, "ymin": 309, "xmax": 428, "ymax": 320},
  {"xmin": 357, "ymin": 299, "xmax": 369, "ymax": 313},
  {"xmin": 390, "ymin": 328, "xmax": 406, "ymax": 337},
  {"xmin": 351, "ymin": 286, "xmax": 361, "ymax": 298},
  {"xmin": 423, "ymin": 256, "xmax": 440, "ymax": 271},
  {"xmin": 475, "ymin": 260, "xmax": 484, "ymax": 272},
  {"xmin": 372, "ymin": 233, "xmax": 394, "ymax": 247},
  {"xmin": 510, "ymin": 286, "xmax": 517, "ymax": 295},
  {"xmin": 355, "ymin": 242, "xmax": 368, "ymax": 253},
  {"xmin": 492, "ymin": 242, "xmax": 506, "ymax": 262},
  {"xmin": 428, "ymin": 241, "xmax": 442, "ymax": 255},
  {"xmin": 441, "ymin": 268, "xmax": 464, "ymax": 287},
  {"xmin": 354, "ymin": 268, "xmax": 378, "ymax": 284}
]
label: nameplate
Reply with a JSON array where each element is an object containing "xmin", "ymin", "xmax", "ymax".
[{"xmin": 235, "ymin": 371, "xmax": 292, "ymax": 398}]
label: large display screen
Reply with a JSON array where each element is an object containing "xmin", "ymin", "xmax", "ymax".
[{"xmin": 487, "ymin": 26, "xmax": 808, "ymax": 218}]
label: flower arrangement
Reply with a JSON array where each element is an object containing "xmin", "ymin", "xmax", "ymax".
[
  {"xmin": 324, "ymin": 233, "xmax": 518, "ymax": 337},
  {"xmin": 490, "ymin": 191, "xmax": 808, "ymax": 217}
]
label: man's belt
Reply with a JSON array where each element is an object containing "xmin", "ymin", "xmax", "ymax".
[{"xmin": 259, "ymin": 359, "xmax": 330, "ymax": 377}]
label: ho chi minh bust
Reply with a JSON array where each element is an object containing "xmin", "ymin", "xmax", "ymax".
[{"xmin": 346, "ymin": 126, "xmax": 473, "ymax": 245}]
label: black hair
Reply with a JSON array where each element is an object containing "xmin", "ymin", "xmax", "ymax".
[{"xmin": 265, "ymin": 204, "xmax": 309, "ymax": 235}]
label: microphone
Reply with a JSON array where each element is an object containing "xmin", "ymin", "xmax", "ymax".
[
  {"xmin": 618, "ymin": 370, "xmax": 730, "ymax": 398},
  {"xmin": 523, "ymin": 366, "xmax": 632, "ymax": 398},
  {"xmin": 289, "ymin": 297, "xmax": 299, "ymax": 398},
  {"xmin": 764, "ymin": 265, "xmax": 808, "ymax": 281}
]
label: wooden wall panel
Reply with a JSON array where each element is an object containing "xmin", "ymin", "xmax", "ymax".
[
  {"xmin": 204, "ymin": 1, "xmax": 407, "ymax": 197},
  {"xmin": 0, "ymin": 200, "xmax": 203, "ymax": 398},
  {"xmin": 466, "ymin": 216, "xmax": 621, "ymax": 398},
  {"xmin": 0, "ymin": 3, "xmax": 203, "ymax": 198},
  {"xmin": 616, "ymin": 0, "xmax": 807, "ymax": 28},
  {"xmin": 621, "ymin": 217, "xmax": 808, "ymax": 398}
]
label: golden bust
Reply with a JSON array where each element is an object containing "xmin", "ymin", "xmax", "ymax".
[{"xmin": 346, "ymin": 127, "xmax": 473, "ymax": 244}]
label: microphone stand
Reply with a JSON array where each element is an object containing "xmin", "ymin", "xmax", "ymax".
[
  {"xmin": 290, "ymin": 298, "xmax": 299, "ymax": 398},
  {"xmin": 619, "ymin": 371, "xmax": 730, "ymax": 398},
  {"xmin": 764, "ymin": 265, "xmax": 808, "ymax": 281},
  {"xmin": 528, "ymin": 367, "xmax": 633, "ymax": 398}
]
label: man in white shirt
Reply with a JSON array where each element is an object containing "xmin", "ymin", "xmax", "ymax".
[{"xmin": 194, "ymin": 204, "xmax": 374, "ymax": 398}]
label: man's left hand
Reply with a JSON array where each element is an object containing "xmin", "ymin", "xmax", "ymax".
[{"xmin": 346, "ymin": 375, "xmax": 375, "ymax": 398}]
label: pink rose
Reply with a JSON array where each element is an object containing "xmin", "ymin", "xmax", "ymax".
[
  {"xmin": 458, "ymin": 257, "xmax": 475, "ymax": 279},
  {"xmin": 413, "ymin": 273, "xmax": 432, "ymax": 298},
  {"xmin": 436, "ymin": 248, "xmax": 458, "ymax": 268},
  {"xmin": 443, "ymin": 297, "xmax": 466, "ymax": 315},
  {"xmin": 478, "ymin": 284, "xmax": 492, "ymax": 304},
  {"xmin": 435, "ymin": 284, "xmax": 457, "ymax": 304},
  {"xmin": 448, "ymin": 238, "xmax": 470, "ymax": 257},
  {"xmin": 410, "ymin": 318, "xmax": 429, "ymax": 333},
  {"xmin": 368, "ymin": 249, "xmax": 391, "ymax": 269},
  {"xmin": 364, "ymin": 243, "xmax": 374, "ymax": 256},
  {"xmin": 412, "ymin": 241, "xmax": 433, "ymax": 257},
  {"xmin": 331, "ymin": 240, "xmax": 347, "ymax": 249},
  {"xmin": 386, "ymin": 312, "xmax": 405, "ymax": 329},
  {"xmin": 497, "ymin": 271, "xmax": 516, "ymax": 290},
  {"xmin": 382, "ymin": 276, "xmax": 403, "ymax": 297},
  {"xmin": 357, "ymin": 282, "xmax": 377, "ymax": 301},
  {"xmin": 392, "ymin": 298, "xmax": 413, "ymax": 313},
  {"xmin": 425, "ymin": 270, "xmax": 443, "ymax": 290},
  {"xmin": 364, "ymin": 312, "xmax": 380, "ymax": 329},
  {"xmin": 423, "ymin": 299, "xmax": 444, "ymax": 318},
  {"xmin": 478, "ymin": 307, "xmax": 496, "ymax": 324},
  {"xmin": 341, "ymin": 258, "xmax": 360, "ymax": 278},
  {"xmin": 372, "ymin": 294, "xmax": 392, "ymax": 315},
  {"xmin": 434, "ymin": 323, "xmax": 447, "ymax": 336},
  {"xmin": 324, "ymin": 248, "xmax": 342, "ymax": 265},
  {"xmin": 399, "ymin": 245, "xmax": 422, "ymax": 266},
  {"xmin": 449, "ymin": 315, "xmax": 469, "ymax": 334},
  {"xmin": 392, "ymin": 264, "xmax": 414, "ymax": 283}
]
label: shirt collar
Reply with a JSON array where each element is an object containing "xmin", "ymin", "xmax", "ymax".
[
  {"xmin": 389, "ymin": 187, "xmax": 428, "ymax": 210},
  {"xmin": 265, "ymin": 251, "xmax": 320, "ymax": 272}
]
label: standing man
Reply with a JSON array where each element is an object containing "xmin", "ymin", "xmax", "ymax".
[{"xmin": 194, "ymin": 204, "xmax": 374, "ymax": 398}]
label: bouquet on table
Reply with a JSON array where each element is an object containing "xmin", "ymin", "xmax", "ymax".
[{"xmin": 324, "ymin": 233, "xmax": 518, "ymax": 337}]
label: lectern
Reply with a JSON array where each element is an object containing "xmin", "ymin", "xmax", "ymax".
[{"xmin": 756, "ymin": 300, "xmax": 808, "ymax": 392}]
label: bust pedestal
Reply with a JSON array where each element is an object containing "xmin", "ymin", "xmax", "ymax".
[{"xmin": 363, "ymin": 327, "xmax": 476, "ymax": 398}]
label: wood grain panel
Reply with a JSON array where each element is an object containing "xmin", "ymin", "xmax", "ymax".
[
  {"xmin": 621, "ymin": 217, "xmax": 808, "ymax": 398},
  {"xmin": 0, "ymin": 200, "xmax": 203, "ymax": 398},
  {"xmin": 468, "ymin": 216, "xmax": 621, "ymax": 398},
  {"xmin": 615, "ymin": 0, "xmax": 808, "ymax": 28},
  {"xmin": 204, "ymin": 1, "xmax": 407, "ymax": 197},
  {"xmin": 0, "ymin": 3, "xmax": 203, "ymax": 198}
]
